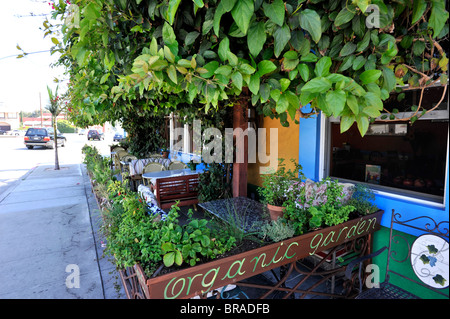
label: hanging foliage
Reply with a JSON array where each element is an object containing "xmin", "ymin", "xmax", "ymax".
[{"xmin": 46, "ymin": 0, "xmax": 448, "ymax": 136}]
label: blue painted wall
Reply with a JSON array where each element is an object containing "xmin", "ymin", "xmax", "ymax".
[{"xmin": 298, "ymin": 115, "xmax": 449, "ymax": 232}]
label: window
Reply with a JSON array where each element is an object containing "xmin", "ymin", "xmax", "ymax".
[
  {"xmin": 0, "ymin": 112, "xmax": 5, "ymax": 119},
  {"xmin": 170, "ymin": 114, "xmax": 195, "ymax": 154},
  {"xmin": 7, "ymin": 112, "xmax": 17, "ymax": 119},
  {"xmin": 325, "ymin": 85, "xmax": 449, "ymax": 204}
]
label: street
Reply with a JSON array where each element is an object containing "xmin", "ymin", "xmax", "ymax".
[{"xmin": 0, "ymin": 133, "xmax": 115, "ymax": 201}]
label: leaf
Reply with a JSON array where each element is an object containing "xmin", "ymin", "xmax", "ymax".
[
  {"xmin": 338, "ymin": 55, "xmax": 355, "ymax": 72},
  {"xmin": 280, "ymin": 78, "xmax": 291, "ymax": 91},
  {"xmin": 164, "ymin": 46, "xmax": 175, "ymax": 63},
  {"xmin": 302, "ymin": 77, "xmax": 332, "ymax": 94},
  {"xmin": 222, "ymin": 0, "xmax": 237, "ymax": 12},
  {"xmin": 192, "ymin": 0, "xmax": 204, "ymax": 8},
  {"xmin": 239, "ymin": 63, "xmax": 256, "ymax": 74},
  {"xmin": 314, "ymin": 56, "xmax": 332, "ymax": 77},
  {"xmin": 412, "ymin": 0, "xmax": 427, "ymax": 25},
  {"xmin": 300, "ymin": 52, "xmax": 318, "ymax": 62},
  {"xmin": 381, "ymin": 66, "xmax": 396, "ymax": 92},
  {"xmin": 339, "ymin": 42, "xmax": 357, "ymax": 57},
  {"xmin": 174, "ymin": 250, "xmax": 183, "ymax": 266},
  {"xmin": 352, "ymin": 56, "xmax": 366, "ymax": 70},
  {"xmin": 362, "ymin": 106, "xmax": 381, "ymax": 118},
  {"xmin": 248, "ymin": 73, "xmax": 260, "ymax": 94},
  {"xmin": 271, "ymin": 89, "xmax": 281, "ymax": 102},
  {"xmin": 167, "ymin": 64, "xmax": 177, "ymax": 83},
  {"xmin": 340, "ymin": 114, "xmax": 355, "ymax": 133},
  {"xmin": 231, "ymin": 71, "xmax": 243, "ymax": 91},
  {"xmin": 213, "ymin": 1, "xmax": 226, "ymax": 36},
  {"xmin": 185, "ymin": 31, "xmax": 200, "ymax": 46},
  {"xmin": 276, "ymin": 94, "xmax": 289, "ymax": 113},
  {"xmin": 163, "ymin": 252, "xmax": 175, "ymax": 267},
  {"xmin": 326, "ymin": 90, "xmax": 346, "ymax": 117},
  {"xmin": 364, "ymin": 92, "xmax": 383, "ymax": 111},
  {"xmin": 354, "ymin": 0, "xmax": 369, "ymax": 13},
  {"xmin": 299, "ymin": 9, "xmax": 322, "ymax": 43},
  {"xmin": 356, "ymin": 31, "xmax": 371, "ymax": 52},
  {"xmin": 201, "ymin": 61, "xmax": 219, "ymax": 78},
  {"xmin": 84, "ymin": 2, "xmax": 101, "ymax": 20},
  {"xmin": 273, "ymin": 24, "xmax": 291, "ymax": 57},
  {"xmin": 359, "ymin": 69, "xmax": 382, "ymax": 84},
  {"xmin": 100, "ymin": 73, "xmax": 110, "ymax": 84},
  {"xmin": 218, "ymin": 37, "xmax": 230, "ymax": 62},
  {"xmin": 227, "ymin": 51, "xmax": 238, "ymax": 66},
  {"xmin": 247, "ymin": 21, "xmax": 266, "ymax": 57},
  {"xmin": 162, "ymin": 22, "xmax": 177, "ymax": 45},
  {"xmin": 166, "ymin": 0, "xmax": 181, "ymax": 25},
  {"xmin": 346, "ymin": 94, "xmax": 359, "ymax": 115},
  {"xmin": 258, "ymin": 60, "xmax": 277, "ymax": 76},
  {"xmin": 356, "ymin": 115, "xmax": 370, "ymax": 136},
  {"xmin": 231, "ymin": 0, "xmax": 254, "ymax": 35},
  {"xmin": 439, "ymin": 55, "xmax": 449, "ymax": 72},
  {"xmin": 149, "ymin": 38, "xmax": 158, "ymax": 55},
  {"xmin": 412, "ymin": 40, "xmax": 426, "ymax": 56},
  {"xmin": 263, "ymin": 0, "xmax": 285, "ymax": 27},
  {"xmin": 298, "ymin": 64, "xmax": 309, "ymax": 82},
  {"xmin": 334, "ymin": 6, "xmax": 355, "ymax": 27},
  {"xmin": 214, "ymin": 65, "xmax": 232, "ymax": 77},
  {"xmin": 429, "ymin": 0, "xmax": 449, "ymax": 38}
]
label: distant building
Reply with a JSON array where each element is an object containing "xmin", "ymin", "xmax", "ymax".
[
  {"xmin": 22, "ymin": 112, "xmax": 67, "ymax": 128},
  {"xmin": 0, "ymin": 104, "xmax": 20, "ymax": 131}
]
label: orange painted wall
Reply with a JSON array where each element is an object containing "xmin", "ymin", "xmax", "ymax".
[{"xmin": 248, "ymin": 115, "xmax": 299, "ymax": 187}]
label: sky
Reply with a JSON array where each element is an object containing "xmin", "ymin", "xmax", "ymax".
[{"xmin": 0, "ymin": 0, "xmax": 65, "ymax": 113}]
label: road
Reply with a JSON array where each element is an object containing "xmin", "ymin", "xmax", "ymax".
[{"xmin": 0, "ymin": 133, "xmax": 115, "ymax": 200}]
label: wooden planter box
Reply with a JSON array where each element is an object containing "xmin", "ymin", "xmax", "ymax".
[{"xmin": 121, "ymin": 210, "xmax": 384, "ymax": 299}]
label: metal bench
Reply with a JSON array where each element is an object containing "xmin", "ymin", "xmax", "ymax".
[
  {"xmin": 345, "ymin": 209, "xmax": 449, "ymax": 299},
  {"xmin": 154, "ymin": 174, "xmax": 199, "ymax": 209}
]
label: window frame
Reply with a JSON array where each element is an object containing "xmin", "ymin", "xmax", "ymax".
[{"xmin": 319, "ymin": 88, "xmax": 449, "ymax": 208}]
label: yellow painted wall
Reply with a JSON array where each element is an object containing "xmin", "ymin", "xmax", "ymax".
[{"xmin": 248, "ymin": 115, "xmax": 299, "ymax": 187}]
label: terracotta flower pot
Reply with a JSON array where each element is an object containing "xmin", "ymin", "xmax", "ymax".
[{"xmin": 267, "ymin": 204, "xmax": 285, "ymax": 221}]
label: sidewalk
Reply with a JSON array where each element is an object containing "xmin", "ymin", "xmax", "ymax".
[{"xmin": 0, "ymin": 163, "xmax": 125, "ymax": 299}]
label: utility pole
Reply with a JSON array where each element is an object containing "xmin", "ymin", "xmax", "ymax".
[{"xmin": 39, "ymin": 92, "xmax": 43, "ymax": 127}]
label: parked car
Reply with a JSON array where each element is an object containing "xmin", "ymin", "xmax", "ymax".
[
  {"xmin": 0, "ymin": 129, "xmax": 6, "ymax": 135},
  {"xmin": 78, "ymin": 129, "xmax": 87, "ymax": 135},
  {"xmin": 6, "ymin": 130, "xmax": 24, "ymax": 136},
  {"xmin": 24, "ymin": 127, "xmax": 66, "ymax": 149},
  {"xmin": 87, "ymin": 129, "xmax": 103, "ymax": 140},
  {"xmin": 113, "ymin": 133, "xmax": 123, "ymax": 142}
]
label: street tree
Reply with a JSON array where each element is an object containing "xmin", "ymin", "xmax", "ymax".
[{"xmin": 46, "ymin": 85, "xmax": 62, "ymax": 170}]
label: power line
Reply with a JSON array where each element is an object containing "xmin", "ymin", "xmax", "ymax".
[{"xmin": 0, "ymin": 49, "xmax": 52, "ymax": 61}]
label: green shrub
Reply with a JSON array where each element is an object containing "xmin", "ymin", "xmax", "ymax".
[{"xmin": 57, "ymin": 119, "xmax": 76, "ymax": 133}]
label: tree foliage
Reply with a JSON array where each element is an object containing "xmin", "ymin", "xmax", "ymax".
[{"xmin": 47, "ymin": 0, "xmax": 448, "ymax": 136}]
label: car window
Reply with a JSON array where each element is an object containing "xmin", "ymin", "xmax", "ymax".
[
  {"xmin": 26, "ymin": 128, "xmax": 47, "ymax": 136},
  {"xmin": 47, "ymin": 128, "xmax": 61, "ymax": 134}
]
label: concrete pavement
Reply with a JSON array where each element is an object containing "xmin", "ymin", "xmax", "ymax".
[{"xmin": 0, "ymin": 163, "xmax": 125, "ymax": 299}]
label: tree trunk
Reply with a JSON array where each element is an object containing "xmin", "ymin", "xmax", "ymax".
[
  {"xmin": 53, "ymin": 117, "xmax": 60, "ymax": 170},
  {"xmin": 232, "ymin": 91, "xmax": 249, "ymax": 198}
]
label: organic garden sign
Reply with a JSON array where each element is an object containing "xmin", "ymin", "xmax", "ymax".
[{"xmin": 142, "ymin": 210, "xmax": 383, "ymax": 299}]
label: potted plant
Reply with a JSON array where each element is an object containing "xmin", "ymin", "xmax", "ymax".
[
  {"xmin": 161, "ymin": 148, "xmax": 170, "ymax": 159},
  {"xmin": 258, "ymin": 159, "xmax": 305, "ymax": 221}
]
